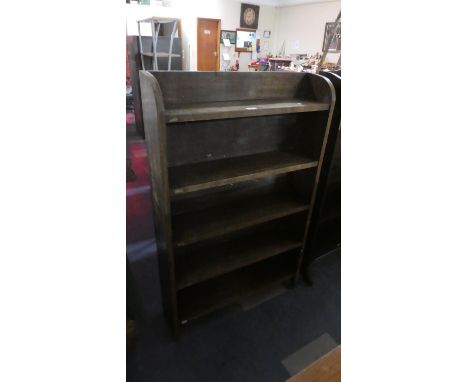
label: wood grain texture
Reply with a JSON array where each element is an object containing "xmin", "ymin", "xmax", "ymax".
[
  {"xmin": 150, "ymin": 71, "xmax": 332, "ymax": 107},
  {"xmin": 197, "ymin": 18, "xmax": 220, "ymax": 71},
  {"xmin": 167, "ymin": 114, "xmax": 313, "ymax": 167},
  {"xmin": 295, "ymin": 74, "xmax": 336, "ymax": 282},
  {"xmin": 172, "ymin": 192, "xmax": 309, "ymax": 248},
  {"xmin": 175, "ymin": 230, "xmax": 303, "ymax": 289},
  {"xmin": 165, "ymin": 99, "xmax": 329, "ymax": 123},
  {"xmin": 171, "ymin": 178, "xmax": 282, "ymax": 216},
  {"xmin": 302, "ymin": 72, "xmax": 341, "ymax": 277},
  {"xmin": 169, "ymin": 151, "xmax": 318, "ymax": 195},
  {"xmin": 286, "ymin": 346, "xmax": 341, "ymax": 382},
  {"xmin": 139, "ymin": 71, "xmax": 180, "ymax": 336}
]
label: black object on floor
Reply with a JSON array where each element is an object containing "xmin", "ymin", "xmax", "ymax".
[{"xmin": 127, "ymin": 249, "xmax": 340, "ymax": 382}]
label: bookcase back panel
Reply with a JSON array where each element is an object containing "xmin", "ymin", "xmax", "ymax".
[
  {"xmin": 167, "ymin": 115, "xmax": 298, "ymax": 166},
  {"xmin": 290, "ymin": 167, "xmax": 317, "ymax": 200},
  {"xmin": 174, "ymin": 212, "xmax": 308, "ymax": 259},
  {"xmin": 296, "ymin": 111, "xmax": 330, "ymax": 159},
  {"xmin": 170, "ymin": 171, "xmax": 314, "ymax": 216},
  {"xmin": 167, "ymin": 113, "xmax": 327, "ymax": 166},
  {"xmin": 176, "ymin": 249, "xmax": 301, "ymax": 321},
  {"xmin": 149, "ymin": 71, "xmax": 321, "ymax": 107}
]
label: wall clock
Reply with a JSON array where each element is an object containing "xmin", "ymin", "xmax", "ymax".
[{"xmin": 240, "ymin": 3, "xmax": 260, "ymax": 29}]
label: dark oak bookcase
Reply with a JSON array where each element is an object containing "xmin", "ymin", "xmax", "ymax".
[{"xmin": 139, "ymin": 71, "xmax": 335, "ymax": 337}]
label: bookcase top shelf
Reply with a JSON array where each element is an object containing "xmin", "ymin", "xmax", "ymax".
[{"xmin": 165, "ymin": 99, "xmax": 329, "ymax": 123}]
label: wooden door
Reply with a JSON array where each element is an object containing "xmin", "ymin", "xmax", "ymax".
[{"xmin": 197, "ymin": 18, "xmax": 220, "ymax": 71}]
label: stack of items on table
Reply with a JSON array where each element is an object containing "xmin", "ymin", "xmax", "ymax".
[
  {"xmin": 248, "ymin": 57, "xmax": 270, "ymax": 71},
  {"xmin": 279, "ymin": 52, "xmax": 340, "ymax": 73},
  {"xmin": 299, "ymin": 52, "xmax": 322, "ymax": 72}
]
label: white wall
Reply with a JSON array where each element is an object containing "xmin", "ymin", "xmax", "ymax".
[
  {"xmin": 274, "ymin": 1, "xmax": 341, "ymax": 63},
  {"xmin": 125, "ymin": 0, "xmax": 277, "ymax": 71}
]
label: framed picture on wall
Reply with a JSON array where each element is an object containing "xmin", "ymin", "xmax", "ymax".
[
  {"xmin": 220, "ymin": 30, "xmax": 236, "ymax": 45},
  {"xmin": 240, "ymin": 3, "xmax": 260, "ymax": 29},
  {"xmin": 235, "ymin": 28, "xmax": 256, "ymax": 52},
  {"xmin": 322, "ymin": 22, "xmax": 341, "ymax": 52}
]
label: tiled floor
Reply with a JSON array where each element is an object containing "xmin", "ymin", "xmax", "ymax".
[{"xmin": 126, "ymin": 113, "xmax": 341, "ymax": 382}]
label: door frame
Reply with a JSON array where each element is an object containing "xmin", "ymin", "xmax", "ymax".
[{"xmin": 197, "ymin": 17, "xmax": 221, "ymax": 71}]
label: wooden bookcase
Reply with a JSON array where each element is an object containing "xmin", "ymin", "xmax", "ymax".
[{"xmin": 139, "ymin": 71, "xmax": 335, "ymax": 337}]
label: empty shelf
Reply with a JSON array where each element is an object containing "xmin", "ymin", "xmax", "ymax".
[
  {"xmin": 165, "ymin": 99, "xmax": 330, "ymax": 123},
  {"xmin": 172, "ymin": 193, "xmax": 309, "ymax": 248},
  {"xmin": 176, "ymin": 230, "xmax": 303, "ymax": 289},
  {"xmin": 138, "ymin": 18, "xmax": 179, "ymax": 24},
  {"xmin": 169, "ymin": 152, "xmax": 318, "ymax": 196},
  {"xmin": 178, "ymin": 254, "xmax": 296, "ymax": 322}
]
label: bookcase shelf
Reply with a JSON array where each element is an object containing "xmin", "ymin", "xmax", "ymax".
[
  {"xmin": 169, "ymin": 151, "xmax": 318, "ymax": 196},
  {"xmin": 175, "ymin": 229, "xmax": 303, "ymax": 290},
  {"xmin": 142, "ymin": 52, "xmax": 182, "ymax": 58},
  {"xmin": 139, "ymin": 71, "xmax": 335, "ymax": 337},
  {"xmin": 172, "ymin": 191, "xmax": 309, "ymax": 248},
  {"xmin": 165, "ymin": 99, "xmax": 329, "ymax": 123},
  {"xmin": 178, "ymin": 252, "xmax": 298, "ymax": 322}
]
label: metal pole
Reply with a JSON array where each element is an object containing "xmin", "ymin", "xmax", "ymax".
[
  {"xmin": 137, "ymin": 21, "xmax": 145, "ymax": 70},
  {"xmin": 168, "ymin": 20, "xmax": 178, "ymax": 71},
  {"xmin": 154, "ymin": 22, "xmax": 161, "ymax": 70}
]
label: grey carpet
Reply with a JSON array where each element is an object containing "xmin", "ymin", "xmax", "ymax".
[{"xmin": 281, "ymin": 332, "xmax": 338, "ymax": 376}]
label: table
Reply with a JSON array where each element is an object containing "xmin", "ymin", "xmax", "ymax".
[{"xmin": 268, "ymin": 57, "xmax": 293, "ymax": 71}]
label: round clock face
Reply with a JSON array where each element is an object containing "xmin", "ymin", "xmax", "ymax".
[{"xmin": 243, "ymin": 8, "xmax": 256, "ymax": 26}]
